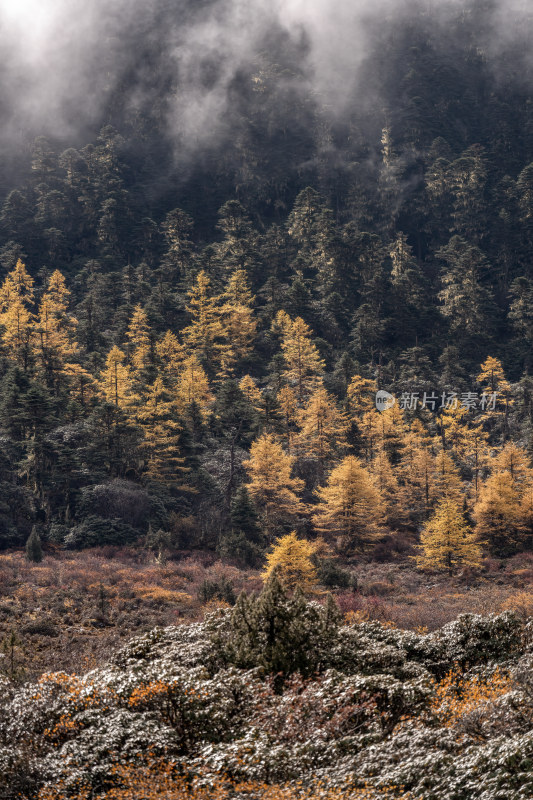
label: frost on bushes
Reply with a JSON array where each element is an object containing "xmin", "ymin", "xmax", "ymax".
[
  {"xmin": 352, "ymin": 726, "xmax": 533, "ymax": 800},
  {"xmin": 195, "ymin": 669, "xmax": 432, "ymax": 784},
  {"xmin": 110, "ymin": 622, "xmax": 214, "ymax": 672},
  {"xmin": 331, "ymin": 611, "xmax": 523, "ymax": 681},
  {"xmin": 1, "ymin": 598, "xmax": 532, "ymax": 799},
  {"xmin": 48, "ymin": 710, "xmax": 179, "ymax": 793},
  {"xmin": 426, "ymin": 611, "xmax": 523, "ymax": 674}
]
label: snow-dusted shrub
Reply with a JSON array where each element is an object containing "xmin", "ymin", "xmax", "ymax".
[{"xmin": 0, "ymin": 599, "xmax": 531, "ymax": 799}]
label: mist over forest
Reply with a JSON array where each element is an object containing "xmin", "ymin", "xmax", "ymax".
[{"xmin": 1, "ymin": 0, "xmax": 533, "ymax": 225}]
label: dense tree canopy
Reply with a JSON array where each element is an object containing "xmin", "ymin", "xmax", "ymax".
[{"xmin": 0, "ymin": 0, "xmax": 532, "ymax": 571}]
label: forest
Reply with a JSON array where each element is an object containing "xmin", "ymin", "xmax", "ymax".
[
  {"xmin": 1, "ymin": 0, "xmax": 533, "ymax": 797},
  {"xmin": 1, "ymin": 0, "xmax": 533, "ymax": 563}
]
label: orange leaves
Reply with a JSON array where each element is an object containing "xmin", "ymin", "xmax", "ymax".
[
  {"xmin": 430, "ymin": 666, "xmax": 513, "ymax": 729},
  {"xmin": 38, "ymin": 671, "xmax": 116, "ymax": 713},
  {"xmin": 33, "ymin": 672, "xmax": 117, "ymax": 748},
  {"xmin": 43, "ymin": 713, "xmax": 82, "ymax": 744},
  {"xmin": 127, "ymin": 680, "xmax": 171, "ymax": 710},
  {"xmin": 38, "ymin": 759, "xmax": 413, "ymax": 800}
]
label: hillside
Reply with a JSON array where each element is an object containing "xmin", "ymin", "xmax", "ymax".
[
  {"xmin": 2, "ymin": 0, "xmax": 533, "ymax": 796},
  {"xmin": 0, "ymin": 0, "xmax": 532, "ymax": 560}
]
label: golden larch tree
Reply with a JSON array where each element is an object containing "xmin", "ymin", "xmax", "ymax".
[
  {"xmin": 376, "ymin": 404, "xmax": 409, "ymax": 465},
  {"xmin": 156, "ymin": 330, "xmax": 184, "ymax": 385},
  {"xmin": 0, "ymin": 259, "xmax": 35, "ymax": 369},
  {"xmin": 126, "ymin": 305, "xmax": 152, "ymax": 380},
  {"xmin": 219, "ymin": 269, "xmax": 257, "ymax": 375},
  {"xmin": 174, "ymin": 355, "xmax": 214, "ymax": 418},
  {"xmin": 136, "ymin": 377, "xmax": 189, "ymax": 490},
  {"xmin": 438, "ymin": 404, "xmax": 490, "ymax": 501},
  {"xmin": 477, "ymin": 356, "xmax": 513, "ymax": 433},
  {"xmin": 262, "ymin": 531, "xmax": 318, "ymax": 594},
  {"xmin": 417, "ymin": 495, "xmax": 483, "ymax": 575},
  {"xmin": 474, "ymin": 471, "xmax": 526, "ymax": 557},
  {"xmin": 35, "ymin": 269, "xmax": 78, "ymax": 385},
  {"xmin": 274, "ymin": 310, "xmax": 325, "ymax": 402},
  {"xmin": 0, "ymin": 258, "xmax": 35, "ymax": 305},
  {"xmin": 243, "ymin": 433, "xmax": 305, "ymax": 536},
  {"xmin": 478, "ymin": 355, "xmax": 512, "ymax": 397},
  {"xmin": 277, "ymin": 385, "xmax": 298, "ymax": 453},
  {"xmin": 439, "ymin": 403, "xmax": 471, "ymax": 460},
  {"xmin": 101, "ymin": 346, "xmax": 135, "ymax": 408},
  {"xmin": 464, "ymin": 422, "xmax": 490, "ymax": 501},
  {"xmin": 181, "ymin": 270, "xmax": 228, "ymax": 369},
  {"xmin": 63, "ymin": 363, "xmax": 99, "ymax": 407},
  {"xmin": 369, "ymin": 444, "xmax": 405, "ymax": 528},
  {"xmin": 239, "ymin": 374, "xmax": 263, "ymax": 412},
  {"xmin": 296, "ymin": 386, "xmax": 348, "ymax": 469},
  {"xmin": 491, "ymin": 442, "xmax": 533, "ymax": 483},
  {"xmin": 313, "ymin": 455, "xmax": 384, "ymax": 554},
  {"xmin": 397, "ymin": 420, "xmax": 439, "ymax": 521},
  {"xmin": 435, "ymin": 450, "xmax": 464, "ymax": 502},
  {"xmin": 358, "ymin": 408, "xmax": 381, "ymax": 462},
  {"xmin": 473, "ymin": 444, "xmax": 533, "ymax": 557},
  {"xmin": 346, "ymin": 374, "xmax": 377, "ymax": 419}
]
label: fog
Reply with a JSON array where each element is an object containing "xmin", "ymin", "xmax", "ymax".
[{"xmin": 0, "ymin": 0, "xmax": 531, "ymax": 154}]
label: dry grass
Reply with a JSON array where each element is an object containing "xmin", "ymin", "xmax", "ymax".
[
  {"xmin": 2, "ymin": 547, "xmax": 533, "ymax": 678},
  {"xmin": 0, "ymin": 549, "xmax": 259, "ymax": 679},
  {"xmin": 336, "ymin": 557, "xmax": 533, "ymax": 630}
]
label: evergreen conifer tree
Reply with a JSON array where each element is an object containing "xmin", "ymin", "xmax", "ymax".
[{"xmin": 25, "ymin": 526, "xmax": 43, "ymax": 563}]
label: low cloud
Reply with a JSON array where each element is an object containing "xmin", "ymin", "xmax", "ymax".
[{"xmin": 0, "ymin": 0, "xmax": 531, "ymax": 155}]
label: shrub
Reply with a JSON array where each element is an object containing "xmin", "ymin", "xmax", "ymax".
[
  {"xmin": 21, "ymin": 620, "xmax": 58, "ymax": 638},
  {"xmin": 25, "ymin": 527, "xmax": 42, "ymax": 563},
  {"xmin": 428, "ymin": 612, "xmax": 523, "ymax": 674},
  {"xmin": 500, "ymin": 591, "xmax": 533, "ymax": 620},
  {"xmin": 77, "ymin": 480, "xmax": 150, "ymax": 527},
  {"xmin": 361, "ymin": 581, "xmax": 396, "ymax": 597},
  {"xmin": 316, "ymin": 559, "xmax": 355, "ymax": 589},
  {"xmin": 198, "ymin": 576, "xmax": 236, "ymax": 605},
  {"xmin": 217, "ymin": 530, "xmax": 264, "ymax": 568},
  {"xmin": 1, "ymin": 591, "xmax": 531, "ymax": 800},
  {"xmin": 63, "ymin": 516, "xmax": 141, "ymax": 549},
  {"xmin": 430, "ymin": 666, "xmax": 514, "ymax": 728}
]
